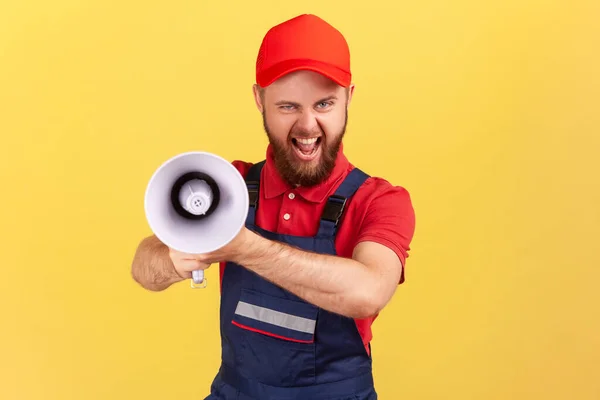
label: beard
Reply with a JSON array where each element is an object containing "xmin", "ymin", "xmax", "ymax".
[{"xmin": 262, "ymin": 110, "xmax": 347, "ymax": 187}]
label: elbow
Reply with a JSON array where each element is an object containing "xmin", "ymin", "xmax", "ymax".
[
  {"xmin": 131, "ymin": 267, "xmax": 164, "ymax": 292},
  {"xmin": 130, "ymin": 238, "xmax": 164, "ymax": 291},
  {"xmin": 130, "ymin": 258, "xmax": 163, "ymax": 292},
  {"xmin": 349, "ymin": 291, "xmax": 387, "ymax": 319},
  {"xmin": 130, "ymin": 261, "xmax": 147, "ymax": 289}
]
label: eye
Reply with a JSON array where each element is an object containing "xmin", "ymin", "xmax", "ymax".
[
  {"xmin": 316, "ymin": 101, "xmax": 332, "ymax": 109},
  {"xmin": 278, "ymin": 104, "xmax": 296, "ymax": 110}
]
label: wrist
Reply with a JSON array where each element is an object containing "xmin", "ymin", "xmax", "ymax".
[{"xmin": 231, "ymin": 228, "xmax": 262, "ymax": 266}]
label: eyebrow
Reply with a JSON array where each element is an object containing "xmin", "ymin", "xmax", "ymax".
[{"xmin": 274, "ymin": 95, "xmax": 338, "ymax": 107}]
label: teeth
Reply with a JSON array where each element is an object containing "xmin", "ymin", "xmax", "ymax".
[{"xmin": 296, "ymin": 137, "xmax": 318, "ymax": 145}]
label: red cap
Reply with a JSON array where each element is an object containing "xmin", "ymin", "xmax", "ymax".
[{"xmin": 256, "ymin": 14, "xmax": 351, "ymax": 87}]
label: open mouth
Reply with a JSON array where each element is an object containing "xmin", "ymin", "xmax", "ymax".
[{"xmin": 291, "ymin": 137, "xmax": 322, "ymax": 160}]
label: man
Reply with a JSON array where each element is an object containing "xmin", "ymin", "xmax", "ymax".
[{"xmin": 131, "ymin": 14, "xmax": 415, "ymax": 400}]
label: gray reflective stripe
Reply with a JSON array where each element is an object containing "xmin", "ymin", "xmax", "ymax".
[{"xmin": 234, "ymin": 301, "xmax": 316, "ymax": 334}]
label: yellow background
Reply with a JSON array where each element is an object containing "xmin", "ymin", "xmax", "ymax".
[{"xmin": 1, "ymin": 0, "xmax": 599, "ymax": 399}]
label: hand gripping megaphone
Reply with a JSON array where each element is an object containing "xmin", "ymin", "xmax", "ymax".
[{"xmin": 144, "ymin": 151, "xmax": 249, "ymax": 288}]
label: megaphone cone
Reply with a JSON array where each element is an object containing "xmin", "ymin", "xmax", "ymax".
[{"xmin": 144, "ymin": 151, "xmax": 249, "ymax": 288}]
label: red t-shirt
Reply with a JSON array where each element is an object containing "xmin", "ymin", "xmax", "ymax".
[{"xmin": 220, "ymin": 143, "xmax": 416, "ymax": 354}]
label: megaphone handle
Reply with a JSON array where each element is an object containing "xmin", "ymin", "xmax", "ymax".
[{"xmin": 191, "ymin": 269, "xmax": 207, "ymax": 289}]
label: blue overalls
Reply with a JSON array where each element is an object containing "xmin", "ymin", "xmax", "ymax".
[{"xmin": 206, "ymin": 161, "xmax": 377, "ymax": 400}]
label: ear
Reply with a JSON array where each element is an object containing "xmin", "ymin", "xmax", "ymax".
[
  {"xmin": 252, "ymin": 84, "xmax": 264, "ymax": 113},
  {"xmin": 346, "ymin": 84, "xmax": 355, "ymax": 107}
]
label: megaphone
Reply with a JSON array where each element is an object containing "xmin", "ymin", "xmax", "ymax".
[{"xmin": 144, "ymin": 151, "xmax": 249, "ymax": 288}]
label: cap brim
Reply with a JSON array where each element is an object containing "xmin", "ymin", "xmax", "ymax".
[{"xmin": 257, "ymin": 59, "xmax": 351, "ymax": 87}]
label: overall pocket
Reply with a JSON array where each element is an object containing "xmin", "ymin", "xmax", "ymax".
[{"xmin": 230, "ymin": 288, "xmax": 318, "ymax": 386}]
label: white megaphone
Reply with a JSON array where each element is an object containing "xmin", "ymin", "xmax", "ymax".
[{"xmin": 144, "ymin": 151, "xmax": 249, "ymax": 288}]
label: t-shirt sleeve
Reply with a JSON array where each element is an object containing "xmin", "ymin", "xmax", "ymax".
[{"xmin": 354, "ymin": 179, "xmax": 416, "ymax": 284}]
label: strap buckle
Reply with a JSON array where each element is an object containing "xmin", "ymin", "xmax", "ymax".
[
  {"xmin": 321, "ymin": 194, "xmax": 347, "ymax": 226},
  {"xmin": 247, "ymin": 182, "xmax": 259, "ymax": 207}
]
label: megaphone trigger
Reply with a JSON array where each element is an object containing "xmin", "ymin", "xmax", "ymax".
[{"xmin": 191, "ymin": 270, "xmax": 208, "ymax": 289}]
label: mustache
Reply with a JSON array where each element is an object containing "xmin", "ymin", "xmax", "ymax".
[{"xmin": 289, "ymin": 130, "xmax": 324, "ymax": 140}]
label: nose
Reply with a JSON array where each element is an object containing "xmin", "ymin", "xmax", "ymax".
[{"xmin": 294, "ymin": 109, "xmax": 321, "ymax": 135}]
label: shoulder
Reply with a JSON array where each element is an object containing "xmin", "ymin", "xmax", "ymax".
[
  {"xmin": 231, "ymin": 160, "xmax": 255, "ymax": 179},
  {"xmin": 352, "ymin": 174, "xmax": 415, "ymax": 240},
  {"xmin": 341, "ymin": 169, "xmax": 416, "ymax": 280},
  {"xmin": 351, "ymin": 170, "xmax": 415, "ymax": 217}
]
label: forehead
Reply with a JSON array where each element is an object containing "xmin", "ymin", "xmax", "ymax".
[{"xmin": 264, "ymin": 70, "xmax": 343, "ymax": 100}]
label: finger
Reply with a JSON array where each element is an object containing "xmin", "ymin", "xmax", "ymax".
[
  {"xmin": 192, "ymin": 253, "xmax": 217, "ymax": 263},
  {"xmin": 178, "ymin": 259, "xmax": 211, "ymax": 272},
  {"xmin": 169, "ymin": 249, "xmax": 202, "ymax": 262}
]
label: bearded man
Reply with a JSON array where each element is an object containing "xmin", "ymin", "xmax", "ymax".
[{"xmin": 132, "ymin": 14, "xmax": 416, "ymax": 400}]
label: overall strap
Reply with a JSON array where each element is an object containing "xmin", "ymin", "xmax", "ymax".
[
  {"xmin": 245, "ymin": 160, "xmax": 265, "ymax": 226},
  {"xmin": 316, "ymin": 167, "xmax": 370, "ymax": 238}
]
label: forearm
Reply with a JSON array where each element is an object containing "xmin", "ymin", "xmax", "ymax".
[
  {"xmin": 131, "ymin": 235, "xmax": 183, "ymax": 291},
  {"xmin": 237, "ymin": 234, "xmax": 384, "ymax": 319}
]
